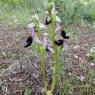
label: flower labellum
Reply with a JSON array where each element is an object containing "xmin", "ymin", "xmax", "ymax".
[
  {"xmin": 61, "ymin": 30, "xmax": 69, "ymax": 39},
  {"xmin": 54, "ymin": 39, "xmax": 63, "ymax": 46},
  {"xmin": 24, "ymin": 26, "xmax": 35, "ymax": 48},
  {"xmin": 24, "ymin": 36, "xmax": 33, "ymax": 48}
]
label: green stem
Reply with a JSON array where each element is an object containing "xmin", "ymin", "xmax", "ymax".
[
  {"xmin": 41, "ymin": 59, "xmax": 48, "ymax": 91},
  {"xmin": 51, "ymin": 45, "xmax": 59, "ymax": 92},
  {"xmin": 40, "ymin": 47, "xmax": 48, "ymax": 91},
  {"xmin": 49, "ymin": 12, "xmax": 60, "ymax": 93}
]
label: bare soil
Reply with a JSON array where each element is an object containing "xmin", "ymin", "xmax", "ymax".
[{"xmin": 0, "ymin": 21, "xmax": 95, "ymax": 95}]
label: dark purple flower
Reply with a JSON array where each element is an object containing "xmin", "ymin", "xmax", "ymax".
[
  {"xmin": 61, "ymin": 30, "xmax": 69, "ymax": 39},
  {"xmin": 24, "ymin": 36, "xmax": 33, "ymax": 48},
  {"xmin": 54, "ymin": 39, "xmax": 63, "ymax": 46},
  {"xmin": 24, "ymin": 26, "xmax": 35, "ymax": 48}
]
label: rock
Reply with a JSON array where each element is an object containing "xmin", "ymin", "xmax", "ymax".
[
  {"xmin": 77, "ymin": 75, "xmax": 85, "ymax": 82},
  {"xmin": 73, "ymin": 45, "xmax": 80, "ymax": 51},
  {"xmin": 90, "ymin": 63, "xmax": 94, "ymax": 67},
  {"xmin": 68, "ymin": 72, "xmax": 72, "ymax": 76},
  {"xmin": 86, "ymin": 53, "xmax": 90, "ymax": 57},
  {"xmin": 33, "ymin": 73, "xmax": 39, "ymax": 79},
  {"xmin": 92, "ymin": 23, "xmax": 95, "ymax": 28},
  {"xmin": 82, "ymin": 44, "xmax": 89, "ymax": 48},
  {"xmin": 90, "ymin": 45, "xmax": 95, "ymax": 53},
  {"xmin": 37, "ymin": 87, "xmax": 45, "ymax": 94},
  {"xmin": 56, "ymin": 16, "xmax": 61, "ymax": 22},
  {"xmin": 1, "ymin": 52, "xmax": 7, "ymax": 57},
  {"xmin": 74, "ymin": 55, "xmax": 78, "ymax": 59},
  {"xmin": 14, "ymin": 19, "xmax": 18, "ymax": 23},
  {"xmin": 15, "ymin": 32, "xmax": 19, "ymax": 37},
  {"xmin": 0, "ymin": 40, "xmax": 3, "ymax": 42}
]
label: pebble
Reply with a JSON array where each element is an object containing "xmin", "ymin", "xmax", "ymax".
[
  {"xmin": 74, "ymin": 55, "xmax": 78, "ymax": 59},
  {"xmin": 15, "ymin": 32, "xmax": 19, "ymax": 37},
  {"xmin": 14, "ymin": 19, "xmax": 18, "ymax": 23},
  {"xmin": 86, "ymin": 53, "xmax": 90, "ymax": 57},
  {"xmin": 1, "ymin": 52, "xmax": 7, "ymax": 57},
  {"xmin": 90, "ymin": 63, "xmax": 94, "ymax": 66},
  {"xmin": 73, "ymin": 45, "xmax": 80, "ymax": 51},
  {"xmin": 77, "ymin": 75, "xmax": 85, "ymax": 82}
]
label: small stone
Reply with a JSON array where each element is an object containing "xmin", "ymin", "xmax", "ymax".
[
  {"xmin": 82, "ymin": 44, "xmax": 89, "ymax": 48},
  {"xmin": 43, "ymin": 32, "xmax": 48, "ymax": 36},
  {"xmin": 92, "ymin": 23, "xmax": 95, "ymax": 28},
  {"xmin": 90, "ymin": 46, "xmax": 95, "ymax": 53},
  {"xmin": 1, "ymin": 52, "xmax": 7, "ymax": 57},
  {"xmin": 90, "ymin": 63, "xmax": 94, "ymax": 66},
  {"xmin": 33, "ymin": 73, "xmax": 39, "ymax": 79},
  {"xmin": 15, "ymin": 32, "xmax": 19, "ymax": 37},
  {"xmin": 14, "ymin": 19, "xmax": 18, "ymax": 23},
  {"xmin": 0, "ymin": 40, "xmax": 3, "ymax": 42},
  {"xmin": 73, "ymin": 45, "xmax": 80, "ymax": 51},
  {"xmin": 74, "ymin": 55, "xmax": 78, "ymax": 59},
  {"xmin": 38, "ymin": 87, "xmax": 45, "ymax": 93},
  {"xmin": 68, "ymin": 72, "xmax": 72, "ymax": 76},
  {"xmin": 78, "ymin": 75, "xmax": 85, "ymax": 82},
  {"xmin": 79, "ymin": 57, "xmax": 83, "ymax": 61},
  {"xmin": 86, "ymin": 53, "xmax": 90, "ymax": 57},
  {"xmin": 34, "ymin": 64, "xmax": 38, "ymax": 69}
]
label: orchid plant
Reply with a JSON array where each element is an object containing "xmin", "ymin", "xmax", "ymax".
[{"xmin": 25, "ymin": 1, "xmax": 69, "ymax": 95}]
